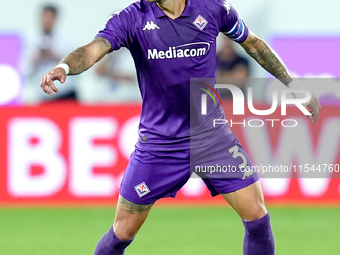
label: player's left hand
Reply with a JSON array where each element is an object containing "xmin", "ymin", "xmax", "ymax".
[{"xmin": 303, "ymin": 93, "xmax": 321, "ymax": 124}]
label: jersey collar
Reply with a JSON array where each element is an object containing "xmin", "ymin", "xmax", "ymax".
[{"xmin": 152, "ymin": 0, "xmax": 192, "ymax": 19}]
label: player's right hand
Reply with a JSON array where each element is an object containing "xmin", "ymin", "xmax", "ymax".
[{"xmin": 40, "ymin": 67, "xmax": 66, "ymax": 96}]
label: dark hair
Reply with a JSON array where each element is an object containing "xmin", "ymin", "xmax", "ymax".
[{"xmin": 42, "ymin": 4, "xmax": 58, "ymax": 15}]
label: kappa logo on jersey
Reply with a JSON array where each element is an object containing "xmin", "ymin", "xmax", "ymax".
[
  {"xmin": 143, "ymin": 21, "xmax": 160, "ymax": 31},
  {"xmin": 224, "ymin": 1, "xmax": 231, "ymax": 15},
  {"xmin": 193, "ymin": 15, "xmax": 208, "ymax": 31},
  {"xmin": 134, "ymin": 182, "xmax": 150, "ymax": 198}
]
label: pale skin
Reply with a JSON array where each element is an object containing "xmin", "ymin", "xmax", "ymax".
[{"xmin": 40, "ymin": 0, "xmax": 321, "ymax": 241}]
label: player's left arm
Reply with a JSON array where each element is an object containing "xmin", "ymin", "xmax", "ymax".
[
  {"xmin": 239, "ymin": 31, "xmax": 321, "ymax": 123},
  {"xmin": 239, "ymin": 31, "xmax": 292, "ymax": 85}
]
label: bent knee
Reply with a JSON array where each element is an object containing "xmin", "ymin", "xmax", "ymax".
[
  {"xmin": 242, "ymin": 202, "xmax": 267, "ymax": 221},
  {"xmin": 113, "ymin": 223, "xmax": 137, "ymax": 241}
]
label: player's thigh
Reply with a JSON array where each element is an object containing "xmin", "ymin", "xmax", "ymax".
[
  {"xmin": 120, "ymin": 148, "xmax": 190, "ymax": 204},
  {"xmin": 221, "ymin": 181, "xmax": 267, "ymax": 221},
  {"xmin": 113, "ymin": 194, "xmax": 154, "ymax": 240}
]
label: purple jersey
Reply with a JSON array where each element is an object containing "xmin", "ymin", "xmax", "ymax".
[{"xmin": 96, "ymin": 0, "xmax": 249, "ymax": 150}]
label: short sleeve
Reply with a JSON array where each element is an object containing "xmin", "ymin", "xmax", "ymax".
[
  {"xmin": 95, "ymin": 8, "xmax": 135, "ymax": 52},
  {"xmin": 216, "ymin": 1, "xmax": 249, "ymax": 43}
]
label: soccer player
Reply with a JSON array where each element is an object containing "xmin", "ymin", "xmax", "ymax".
[{"xmin": 40, "ymin": 0, "xmax": 321, "ymax": 254}]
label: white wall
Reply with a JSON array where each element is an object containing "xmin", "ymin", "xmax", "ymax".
[
  {"xmin": 2, "ymin": 0, "xmax": 339, "ymax": 59},
  {"xmin": 0, "ymin": 0, "xmax": 136, "ymax": 44},
  {"xmin": 269, "ymin": 0, "xmax": 340, "ymax": 34}
]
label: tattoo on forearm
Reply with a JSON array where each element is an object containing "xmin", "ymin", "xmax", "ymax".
[
  {"xmin": 245, "ymin": 36, "xmax": 292, "ymax": 85},
  {"xmin": 64, "ymin": 47, "xmax": 87, "ymax": 75},
  {"xmin": 119, "ymin": 196, "xmax": 154, "ymax": 215},
  {"xmin": 74, "ymin": 61, "xmax": 86, "ymax": 73},
  {"xmin": 60, "ymin": 37, "xmax": 110, "ymax": 75},
  {"xmin": 100, "ymin": 37, "xmax": 111, "ymax": 48}
]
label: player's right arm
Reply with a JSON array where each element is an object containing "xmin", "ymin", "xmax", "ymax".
[
  {"xmin": 40, "ymin": 37, "xmax": 111, "ymax": 96},
  {"xmin": 40, "ymin": 3, "xmax": 137, "ymax": 96}
]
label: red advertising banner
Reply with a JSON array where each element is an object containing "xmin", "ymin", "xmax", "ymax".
[{"xmin": 0, "ymin": 102, "xmax": 339, "ymax": 206}]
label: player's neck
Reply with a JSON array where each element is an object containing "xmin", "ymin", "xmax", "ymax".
[{"xmin": 156, "ymin": 0, "xmax": 186, "ymax": 20}]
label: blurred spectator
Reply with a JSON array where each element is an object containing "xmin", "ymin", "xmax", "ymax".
[
  {"xmin": 24, "ymin": 4, "xmax": 78, "ymax": 103},
  {"xmin": 94, "ymin": 48, "xmax": 140, "ymax": 103},
  {"xmin": 216, "ymin": 36, "xmax": 250, "ymax": 99}
]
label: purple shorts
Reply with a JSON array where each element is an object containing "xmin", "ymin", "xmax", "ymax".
[{"xmin": 120, "ymin": 128, "xmax": 258, "ymax": 204}]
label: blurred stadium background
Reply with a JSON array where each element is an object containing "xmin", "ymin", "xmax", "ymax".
[{"xmin": 0, "ymin": 0, "xmax": 340, "ymax": 254}]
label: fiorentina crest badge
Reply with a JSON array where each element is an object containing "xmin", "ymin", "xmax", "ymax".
[
  {"xmin": 134, "ymin": 182, "xmax": 150, "ymax": 198},
  {"xmin": 193, "ymin": 15, "xmax": 208, "ymax": 31}
]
